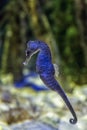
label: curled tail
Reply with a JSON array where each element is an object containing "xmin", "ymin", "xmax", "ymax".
[
  {"xmin": 40, "ymin": 74, "xmax": 77, "ymax": 124},
  {"xmin": 55, "ymin": 81, "xmax": 77, "ymax": 124}
]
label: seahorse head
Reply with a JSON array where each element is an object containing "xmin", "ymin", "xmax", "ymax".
[
  {"xmin": 23, "ymin": 40, "xmax": 40, "ymax": 65},
  {"xmin": 26, "ymin": 40, "xmax": 40, "ymax": 56}
]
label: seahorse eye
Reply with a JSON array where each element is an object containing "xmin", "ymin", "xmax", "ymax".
[
  {"xmin": 26, "ymin": 50, "xmax": 30, "ymax": 56},
  {"xmin": 27, "ymin": 51, "xmax": 29, "ymax": 54}
]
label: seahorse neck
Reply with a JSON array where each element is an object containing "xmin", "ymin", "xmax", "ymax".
[
  {"xmin": 36, "ymin": 42, "xmax": 53, "ymax": 74},
  {"xmin": 38, "ymin": 42, "xmax": 51, "ymax": 58}
]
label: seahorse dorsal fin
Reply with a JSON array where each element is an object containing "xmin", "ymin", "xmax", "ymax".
[{"xmin": 53, "ymin": 64, "xmax": 59, "ymax": 77}]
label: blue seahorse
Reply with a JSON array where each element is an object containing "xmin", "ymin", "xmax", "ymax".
[{"xmin": 23, "ymin": 40, "xmax": 77, "ymax": 124}]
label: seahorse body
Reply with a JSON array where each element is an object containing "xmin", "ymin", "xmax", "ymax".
[{"xmin": 24, "ymin": 40, "xmax": 77, "ymax": 124}]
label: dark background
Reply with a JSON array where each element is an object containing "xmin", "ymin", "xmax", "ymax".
[{"xmin": 0, "ymin": 0, "xmax": 87, "ymax": 87}]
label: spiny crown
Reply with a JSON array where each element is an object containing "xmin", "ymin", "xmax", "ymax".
[{"xmin": 27, "ymin": 40, "xmax": 40, "ymax": 51}]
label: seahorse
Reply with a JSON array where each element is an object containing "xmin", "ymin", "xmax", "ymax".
[{"xmin": 23, "ymin": 40, "xmax": 77, "ymax": 124}]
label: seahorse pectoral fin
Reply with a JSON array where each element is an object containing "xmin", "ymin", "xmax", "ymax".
[{"xmin": 53, "ymin": 64, "xmax": 59, "ymax": 77}]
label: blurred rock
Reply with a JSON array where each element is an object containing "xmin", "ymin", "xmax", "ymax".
[
  {"xmin": 10, "ymin": 120, "xmax": 58, "ymax": 130},
  {"xmin": 59, "ymin": 121, "xmax": 79, "ymax": 130},
  {"xmin": 0, "ymin": 122, "xmax": 11, "ymax": 130},
  {"xmin": 0, "ymin": 84, "xmax": 87, "ymax": 129},
  {"xmin": 1, "ymin": 90, "xmax": 12, "ymax": 103},
  {"xmin": 58, "ymin": 115, "xmax": 87, "ymax": 130}
]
